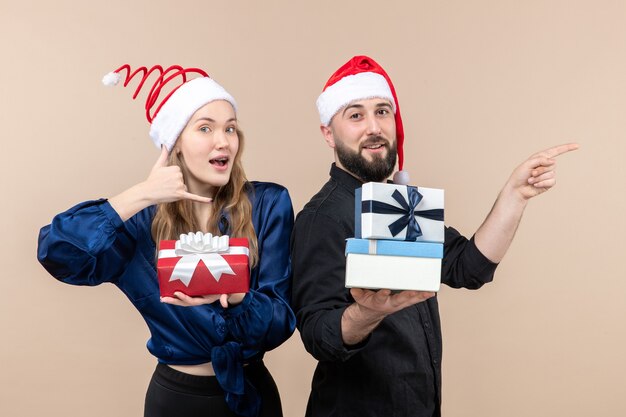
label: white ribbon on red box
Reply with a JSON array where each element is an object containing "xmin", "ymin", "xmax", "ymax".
[{"xmin": 158, "ymin": 232, "xmax": 250, "ymax": 286}]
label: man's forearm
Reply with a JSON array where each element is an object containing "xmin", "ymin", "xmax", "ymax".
[
  {"xmin": 474, "ymin": 184, "xmax": 528, "ymax": 263},
  {"xmin": 341, "ymin": 302, "xmax": 386, "ymax": 345}
]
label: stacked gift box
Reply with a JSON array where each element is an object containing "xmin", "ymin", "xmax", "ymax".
[
  {"xmin": 157, "ymin": 232, "xmax": 250, "ymax": 297},
  {"xmin": 345, "ymin": 182, "xmax": 445, "ymax": 292}
]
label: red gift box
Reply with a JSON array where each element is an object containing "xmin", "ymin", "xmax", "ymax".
[{"xmin": 157, "ymin": 237, "xmax": 250, "ymax": 297}]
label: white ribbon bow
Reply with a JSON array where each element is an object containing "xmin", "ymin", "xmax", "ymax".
[{"xmin": 158, "ymin": 232, "xmax": 249, "ymax": 287}]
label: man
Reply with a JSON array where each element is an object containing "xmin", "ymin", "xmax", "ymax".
[{"xmin": 290, "ymin": 55, "xmax": 578, "ymax": 417}]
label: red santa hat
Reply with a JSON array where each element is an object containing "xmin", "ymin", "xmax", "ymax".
[
  {"xmin": 102, "ymin": 64, "xmax": 237, "ymax": 151},
  {"xmin": 316, "ymin": 55, "xmax": 409, "ymax": 184}
]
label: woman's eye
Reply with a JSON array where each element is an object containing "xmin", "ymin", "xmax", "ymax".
[
  {"xmin": 200, "ymin": 126, "xmax": 211, "ymax": 133},
  {"xmin": 226, "ymin": 126, "xmax": 236, "ymax": 134}
]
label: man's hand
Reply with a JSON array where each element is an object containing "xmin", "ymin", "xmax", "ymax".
[
  {"xmin": 505, "ymin": 143, "xmax": 579, "ymax": 201},
  {"xmin": 474, "ymin": 143, "xmax": 579, "ymax": 263},
  {"xmin": 350, "ymin": 288, "xmax": 434, "ymax": 315},
  {"xmin": 341, "ymin": 288, "xmax": 435, "ymax": 346}
]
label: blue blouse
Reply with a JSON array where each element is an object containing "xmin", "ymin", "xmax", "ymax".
[{"xmin": 37, "ymin": 181, "xmax": 296, "ymax": 417}]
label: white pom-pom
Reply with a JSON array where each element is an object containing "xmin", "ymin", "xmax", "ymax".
[
  {"xmin": 102, "ymin": 71, "xmax": 121, "ymax": 86},
  {"xmin": 392, "ymin": 170, "xmax": 410, "ymax": 185}
]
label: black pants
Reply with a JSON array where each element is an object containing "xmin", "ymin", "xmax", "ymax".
[{"xmin": 144, "ymin": 361, "xmax": 283, "ymax": 417}]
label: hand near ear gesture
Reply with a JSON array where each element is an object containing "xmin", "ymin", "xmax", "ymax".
[
  {"xmin": 144, "ymin": 146, "xmax": 212, "ymax": 205},
  {"xmin": 109, "ymin": 146, "xmax": 211, "ymax": 222},
  {"xmin": 505, "ymin": 143, "xmax": 579, "ymax": 201}
]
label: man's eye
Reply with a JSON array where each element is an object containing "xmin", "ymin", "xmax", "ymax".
[
  {"xmin": 377, "ymin": 109, "xmax": 389, "ymax": 115},
  {"xmin": 350, "ymin": 113, "xmax": 361, "ymax": 119}
]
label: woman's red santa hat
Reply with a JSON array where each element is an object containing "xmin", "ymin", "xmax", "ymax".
[
  {"xmin": 316, "ymin": 55, "xmax": 409, "ymax": 185},
  {"xmin": 102, "ymin": 64, "xmax": 237, "ymax": 151}
]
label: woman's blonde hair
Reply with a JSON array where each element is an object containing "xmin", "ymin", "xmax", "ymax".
[{"xmin": 151, "ymin": 127, "xmax": 258, "ymax": 267}]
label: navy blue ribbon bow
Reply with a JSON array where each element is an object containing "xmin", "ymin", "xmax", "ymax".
[{"xmin": 362, "ymin": 187, "xmax": 444, "ymax": 240}]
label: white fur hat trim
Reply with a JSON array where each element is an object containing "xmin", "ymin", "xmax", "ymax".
[
  {"xmin": 316, "ymin": 72, "xmax": 395, "ymax": 126},
  {"xmin": 149, "ymin": 77, "xmax": 237, "ymax": 151}
]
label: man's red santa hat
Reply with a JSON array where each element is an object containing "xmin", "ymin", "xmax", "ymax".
[
  {"xmin": 102, "ymin": 64, "xmax": 237, "ymax": 151},
  {"xmin": 316, "ymin": 55, "xmax": 409, "ymax": 184}
]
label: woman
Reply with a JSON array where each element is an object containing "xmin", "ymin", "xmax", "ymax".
[{"xmin": 37, "ymin": 65, "xmax": 295, "ymax": 417}]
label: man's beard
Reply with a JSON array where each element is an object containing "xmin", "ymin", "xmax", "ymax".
[{"xmin": 335, "ymin": 135, "xmax": 397, "ymax": 183}]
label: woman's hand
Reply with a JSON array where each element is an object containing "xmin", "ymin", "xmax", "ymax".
[
  {"xmin": 109, "ymin": 146, "xmax": 212, "ymax": 221},
  {"xmin": 223, "ymin": 293, "xmax": 246, "ymax": 308},
  {"xmin": 143, "ymin": 146, "xmax": 213, "ymax": 205},
  {"xmin": 161, "ymin": 292, "xmax": 246, "ymax": 308}
]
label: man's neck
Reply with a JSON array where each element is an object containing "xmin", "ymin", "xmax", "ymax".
[{"xmin": 334, "ymin": 161, "xmax": 365, "ymax": 183}]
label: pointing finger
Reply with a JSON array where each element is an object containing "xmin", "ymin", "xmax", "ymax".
[{"xmin": 542, "ymin": 143, "xmax": 580, "ymax": 159}]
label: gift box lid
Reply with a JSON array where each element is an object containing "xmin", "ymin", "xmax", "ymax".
[
  {"xmin": 345, "ymin": 238, "xmax": 443, "ymax": 258},
  {"xmin": 355, "ymin": 182, "xmax": 445, "ymax": 242}
]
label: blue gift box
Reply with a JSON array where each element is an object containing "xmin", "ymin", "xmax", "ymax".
[
  {"xmin": 345, "ymin": 238, "xmax": 443, "ymax": 258},
  {"xmin": 355, "ymin": 182, "xmax": 445, "ymax": 242}
]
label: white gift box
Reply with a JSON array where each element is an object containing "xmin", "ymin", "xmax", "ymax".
[
  {"xmin": 355, "ymin": 182, "xmax": 444, "ymax": 242},
  {"xmin": 344, "ymin": 238, "xmax": 442, "ymax": 291},
  {"xmin": 345, "ymin": 253, "xmax": 441, "ymax": 292}
]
